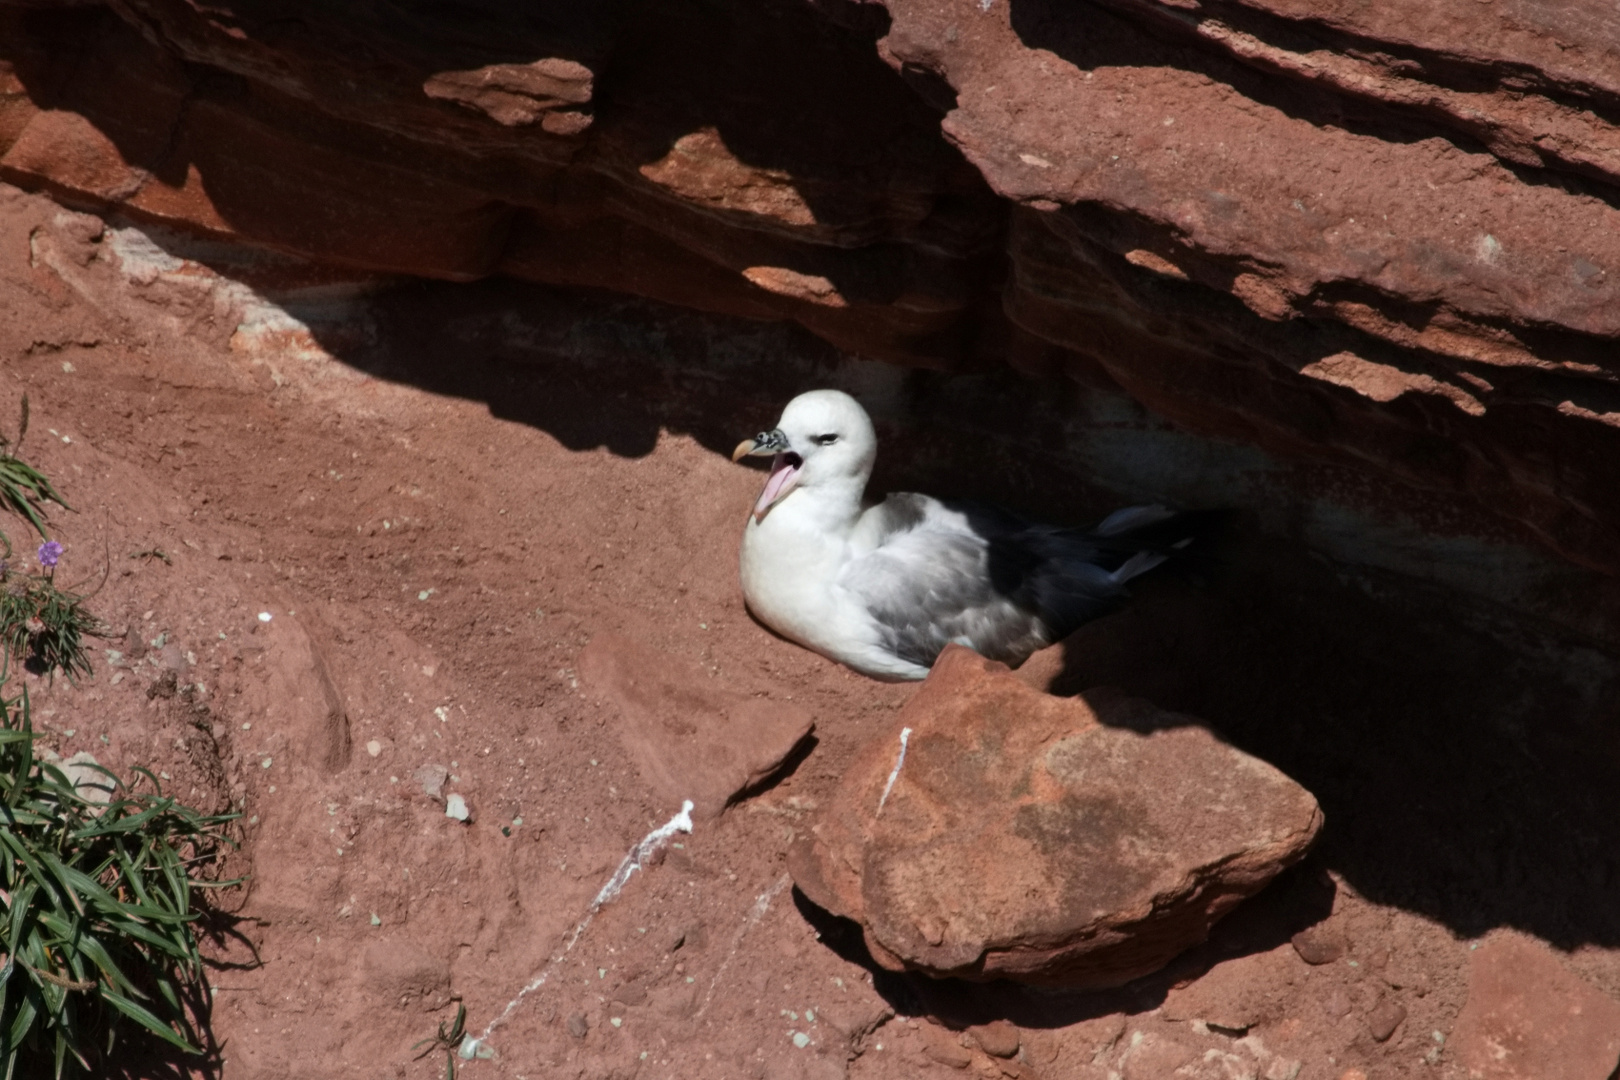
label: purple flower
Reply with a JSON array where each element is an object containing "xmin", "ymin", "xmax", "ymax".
[{"xmin": 36, "ymin": 541, "xmax": 62, "ymax": 568}]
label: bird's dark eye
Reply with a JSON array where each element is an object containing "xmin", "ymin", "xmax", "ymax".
[{"xmin": 813, "ymin": 433, "xmax": 839, "ymax": 446}]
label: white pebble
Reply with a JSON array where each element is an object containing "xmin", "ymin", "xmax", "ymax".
[
  {"xmin": 258, "ymin": 612, "xmax": 272, "ymax": 623},
  {"xmin": 366, "ymin": 740, "xmax": 381, "ymax": 757},
  {"xmin": 445, "ymin": 793, "xmax": 470, "ymax": 822}
]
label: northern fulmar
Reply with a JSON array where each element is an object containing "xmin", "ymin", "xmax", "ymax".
[{"xmin": 734, "ymin": 389, "xmax": 1189, "ymax": 680}]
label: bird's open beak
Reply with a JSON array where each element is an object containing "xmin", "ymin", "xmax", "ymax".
[{"xmin": 732, "ymin": 429, "xmax": 800, "ymax": 520}]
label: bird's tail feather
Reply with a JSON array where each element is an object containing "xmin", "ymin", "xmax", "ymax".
[
  {"xmin": 1107, "ymin": 548, "xmax": 1169, "ymax": 585},
  {"xmin": 1093, "ymin": 504, "xmax": 1178, "ymax": 538}
]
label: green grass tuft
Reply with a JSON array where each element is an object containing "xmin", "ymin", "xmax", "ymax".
[
  {"xmin": 0, "ymin": 687, "xmax": 238, "ymax": 1078},
  {"xmin": 0, "ymin": 572, "xmax": 102, "ymax": 685},
  {"xmin": 0, "ymin": 394, "xmax": 106, "ymax": 683},
  {"xmin": 0, "ymin": 396, "xmax": 69, "ymax": 542},
  {"xmin": 412, "ymin": 1002, "xmax": 467, "ymax": 1080}
]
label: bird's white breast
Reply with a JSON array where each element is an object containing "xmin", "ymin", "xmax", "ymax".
[
  {"xmin": 740, "ymin": 502, "xmax": 848, "ymax": 647},
  {"xmin": 740, "ymin": 495, "xmax": 932, "ymax": 680}
]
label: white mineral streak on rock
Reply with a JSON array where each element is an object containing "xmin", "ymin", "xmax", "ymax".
[
  {"xmin": 460, "ymin": 799, "xmax": 695, "ymax": 1059},
  {"xmin": 876, "ymin": 727, "xmax": 912, "ymax": 815}
]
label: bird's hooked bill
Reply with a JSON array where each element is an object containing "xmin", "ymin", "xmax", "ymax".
[
  {"xmin": 731, "ymin": 428, "xmax": 790, "ymax": 462},
  {"xmin": 733, "ymin": 428, "xmax": 801, "ymax": 520}
]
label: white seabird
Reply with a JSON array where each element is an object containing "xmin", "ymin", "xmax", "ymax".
[{"xmin": 733, "ymin": 389, "xmax": 1186, "ymax": 681}]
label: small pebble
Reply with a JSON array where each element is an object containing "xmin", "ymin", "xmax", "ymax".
[
  {"xmin": 366, "ymin": 740, "xmax": 381, "ymax": 757},
  {"xmin": 445, "ymin": 793, "xmax": 470, "ymax": 822},
  {"xmin": 257, "ymin": 612, "xmax": 272, "ymax": 623},
  {"xmin": 260, "ymin": 758, "xmax": 272, "ymax": 769},
  {"xmin": 1292, "ymin": 925, "xmax": 1348, "ymax": 965},
  {"xmin": 1366, "ymin": 1000, "xmax": 1406, "ymax": 1042},
  {"xmin": 970, "ymin": 1020, "xmax": 1021, "ymax": 1058},
  {"xmin": 610, "ymin": 1017, "xmax": 622, "ymax": 1029},
  {"xmin": 792, "ymin": 1032, "xmax": 810, "ymax": 1049}
]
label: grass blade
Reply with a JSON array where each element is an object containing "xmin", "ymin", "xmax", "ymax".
[{"xmin": 98, "ymin": 990, "xmax": 200, "ymax": 1055}]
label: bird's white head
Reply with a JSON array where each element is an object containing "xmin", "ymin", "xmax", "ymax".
[{"xmin": 732, "ymin": 389, "xmax": 876, "ymax": 520}]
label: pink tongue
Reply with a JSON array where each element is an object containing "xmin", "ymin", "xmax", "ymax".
[{"xmin": 754, "ymin": 455, "xmax": 801, "ymax": 517}]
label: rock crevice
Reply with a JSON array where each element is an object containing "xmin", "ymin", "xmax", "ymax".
[{"xmin": 4, "ymin": 0, "xmax": 1620, "ymax": 571}]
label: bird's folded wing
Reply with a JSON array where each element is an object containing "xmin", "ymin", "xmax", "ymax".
[{"xmin": 840, "ymin": 495, "xmax": 1050, "ymax": 667}]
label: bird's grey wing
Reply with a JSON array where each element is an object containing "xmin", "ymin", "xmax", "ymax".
[
  {"xmin": 843, "ymin": 495, "xmax": 1143, "ymax": 668},
  {"xmin": 840, "ymin": 495, "xmax": 1056, "ymax": 667}
]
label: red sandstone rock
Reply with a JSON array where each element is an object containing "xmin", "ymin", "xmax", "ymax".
[
  {"xmin": 235, "ymin": 612, "xmax": 350, "ymax": 775},
  {"xmin": 1364, "ymin": 998, "xmax": 1406, "ymax": 1043},
  {"xmin": 1161, "ymin": 944, "xmax": 1301, "ymax": 1032},
  {"xmin": 1449, "ymin": 934, "xmax": 1620, "ymax": 1080},
  {"xmin": 0, "ymin": 2, "xmax": 996, "ymax": 364},
  {"xmin": 1291, "ymin": 924, "xmax": 1349, "ymax": 965},
  {"xmin": 969, "ymin": 1020, "xmax": 1021, "ymax": 1058},
  {"xmin": 577, "ymin": 633, "xmax": 813, "ymax": 819},
  {"xmin": 6, "ymin": 0, "xmax": 1620, "ymax": 574},
  {"xmin": 875, "ymin": 0, "xmax": 1620, "ymax": 574},
  {"xmin": 788, "ymin": 647, "xmax": 1322, "ymax": 987},
  {"xmin": 920, "ymin": 1024, "xmax": 973, "ymax": 1068}
]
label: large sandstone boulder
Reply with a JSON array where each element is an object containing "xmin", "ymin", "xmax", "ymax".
[{"xmin": 788, "ymin": 646, "xmax": 1322, "ymax": 987}]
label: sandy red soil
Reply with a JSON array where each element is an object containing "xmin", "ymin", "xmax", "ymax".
[{"xmin": 4, "ymin": 182, "xmax": 1620, "ymax": 1080}]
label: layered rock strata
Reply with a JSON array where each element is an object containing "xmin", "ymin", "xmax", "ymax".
[{"xmin": 3, "ymin": 0, "xmax": 1619, "ymax": 573}]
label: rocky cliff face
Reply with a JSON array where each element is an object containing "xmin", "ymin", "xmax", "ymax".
[{"xmin": 3, "ymin": 0, "xmax": 1618, "ymax": 574}]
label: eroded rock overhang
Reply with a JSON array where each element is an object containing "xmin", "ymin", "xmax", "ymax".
[{"xmin": 2, "ymin": 0, "xmax": 1618, "ymax": 578}]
